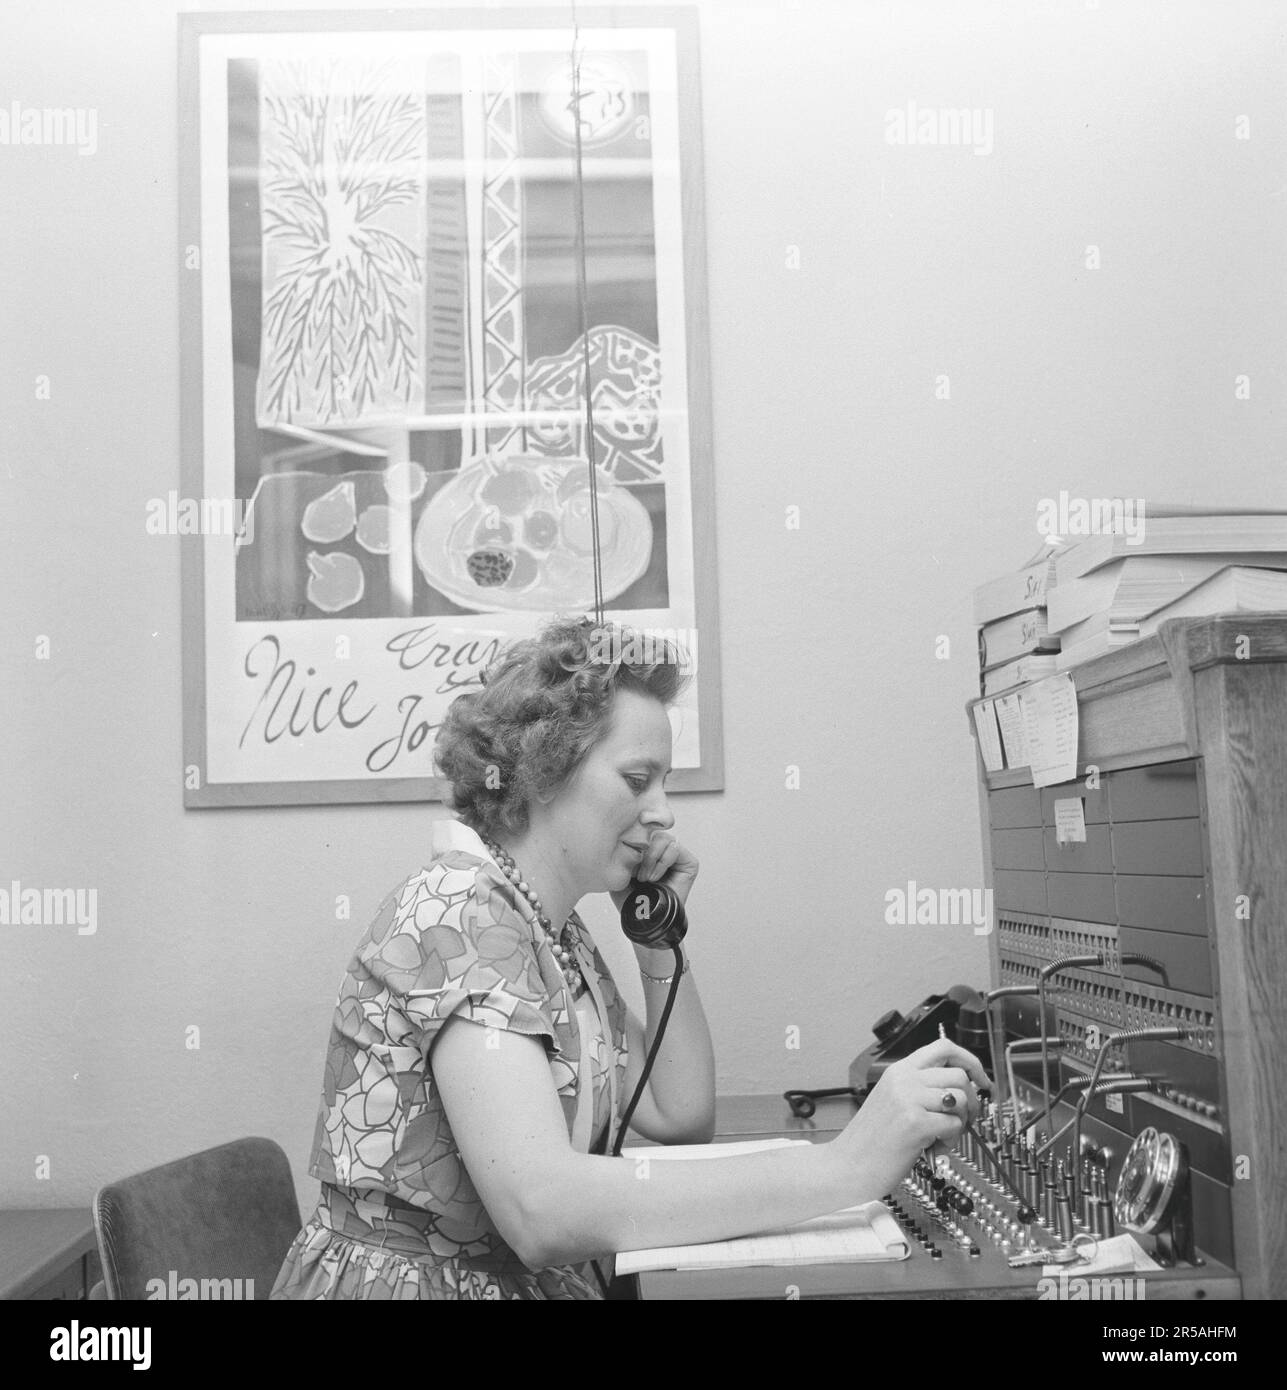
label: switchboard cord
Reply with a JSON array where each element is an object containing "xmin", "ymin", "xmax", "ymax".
[
  {"xmin": 1006, "ymin": 1036, "xmax": 1064, "ymax": 1129},
  {"xmin": 1064, "ymin": 1026, "xmax": 1187, "ymax": 1206},
  {"xmin": 1037, "ymin": 956, "xmax": 1104, "ymax": 1130},
  {"xmin": 1017, "ymin": 1072, "xmax": 1134, "ymax": 1137},
  {"xmin": 1035, "ymin": 1077, "xmax": 1157, "ymax": 1161},
  {"xmin": 983, "ymin": 985, "xmax": 1039, "ymax": 1119}
]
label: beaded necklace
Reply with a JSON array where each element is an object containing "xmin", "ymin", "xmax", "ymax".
[{"xmin": 485, "ymin": 840, "xmax": 585, "ymax": 996}]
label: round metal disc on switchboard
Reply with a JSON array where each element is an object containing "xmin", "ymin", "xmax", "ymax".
[{"xmin": 1114, "ymin": 1126, "xmax": 1185, "ymax": 1234}]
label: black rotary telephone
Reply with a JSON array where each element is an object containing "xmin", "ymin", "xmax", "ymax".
[
  {"xmin": 847, "ymin": 984, "xmax": 992, "ymax": 1095},
  {"xmin": 785, "ymin": 985, "xmax": 991, "ymax": 1121},
  {"xmin": 783, "ymin": 984, "xmax": 989, "ymax": 1123}
]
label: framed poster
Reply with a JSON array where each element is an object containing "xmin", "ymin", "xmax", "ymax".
[{"xmin": 178, "ymin": 6, "xmax": 722, "ymax": 806}]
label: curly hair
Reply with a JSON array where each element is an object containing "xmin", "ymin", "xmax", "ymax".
[{"xmin": 434, "ymin": 614, "xmax": 692, "ymax": 844}]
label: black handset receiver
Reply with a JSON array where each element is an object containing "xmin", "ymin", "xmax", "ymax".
[
  {"xmin": 608, "ymin": 877, "xmax": 688, "ymax": 1162},
  {"xmin": 590, "ymin": 877, "xmax": 692, "ymax": 1298},
  {"xmin": 618, "ymin": 876, "xmax": 688, "ymax": 949}
]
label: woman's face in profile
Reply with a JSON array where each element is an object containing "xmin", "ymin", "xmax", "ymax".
[{"xmin": 543, "ymin": 687, "xmax": 676, "ymax": 895}]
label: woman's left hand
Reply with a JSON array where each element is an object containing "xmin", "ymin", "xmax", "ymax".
[{"xmin": 610, "ymin": 831, "xmax": 699, "ymax": 912}]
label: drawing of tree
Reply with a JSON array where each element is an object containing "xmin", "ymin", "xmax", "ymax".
[{"xmin": 255, "ymin": 58, "xmax": 427, "ymax": 427}]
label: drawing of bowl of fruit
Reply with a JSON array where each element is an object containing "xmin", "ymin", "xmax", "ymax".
[{"xmin": 413, "ymin": 454, "xmax": 653, "ymax": 612}]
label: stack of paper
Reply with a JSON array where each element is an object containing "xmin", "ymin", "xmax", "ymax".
[
  {"xmin": 974, "ymin": 551, "xmax": 1062, "ymax": 696},
  {"xmin": 1043, "ymin": 514, "xmax": 1287, "ymax": 668},
  {"xmin": 612, "ymin": 1139, "xmax": 910, "ymax": 1275},
  {"xmin": 1137, "ymin": 566, "xmax": 1287, "ymax": 637},
  {"xmin": 975, "ymin": 514, "xmax": 1287, "ymax": 686}
]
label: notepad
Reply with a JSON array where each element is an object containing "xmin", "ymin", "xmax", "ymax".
[{"xmin": 613, "ymin": 1139, "xmax": 911, "ymax": 1274}]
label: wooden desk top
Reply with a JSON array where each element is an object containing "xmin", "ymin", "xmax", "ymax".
[
  {"xmin": 0, "ymin": 1209, "xmax": 96, "ymax": 1300},
  {"xmin": 633, "ymin": 1095, "xmax": 1241, "ymax": 1300}
]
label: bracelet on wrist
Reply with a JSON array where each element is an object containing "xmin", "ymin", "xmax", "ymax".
[{"xmin": 639, "ymin": 955, "xmax": 689, "ymax": 986}]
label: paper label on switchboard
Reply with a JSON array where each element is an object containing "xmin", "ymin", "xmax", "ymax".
[
  {"xmin": 971, "ymin": 699, "xmax": 1005, "ymax": 773},
  {"xmin": 1018, "ymin": 673, "xmax": 1079, "ymax": 788},
  {"xmin": 994, "ymin": 693, "xmax": 1028, "ymax": 768},
  {"xmin": 1054, "ymin": 797, "xmax": 1087, "ymax": 844}
]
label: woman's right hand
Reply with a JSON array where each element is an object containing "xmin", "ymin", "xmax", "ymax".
[{"xmin": 829, "ymin": 1038, "xmax": 991, "ymax": 1196}]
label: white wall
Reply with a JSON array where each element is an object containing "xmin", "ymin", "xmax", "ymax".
[{"xmin": 2, "ymin": 0, "xmax": 1284, "ymax": 1210}]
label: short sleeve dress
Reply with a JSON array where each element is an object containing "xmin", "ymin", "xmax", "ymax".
[{"xmin": 270, "ymin": 820, "xmax": 630, "ymax": 1300}]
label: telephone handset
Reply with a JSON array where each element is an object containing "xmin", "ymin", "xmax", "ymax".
[
  {"xmin": 847, "ymin": 983, "xmax": 992, "ymax": 1094},
  {"xmin": 608, "ymin": 877, "xmax": 688, "ymax": 1163},
  {"xmin": 618, "ymin": 876, "xmax": 688, "ymax": 949}
]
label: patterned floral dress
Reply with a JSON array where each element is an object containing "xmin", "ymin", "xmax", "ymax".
[{"xmin": 271, "ymin": 820, "xmax": 630, "ymax": 1300}]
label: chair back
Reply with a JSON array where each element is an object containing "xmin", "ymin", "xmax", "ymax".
[{"xmin": 92, "ymin": 1136, "xmax": 301, "ymax": 1301}]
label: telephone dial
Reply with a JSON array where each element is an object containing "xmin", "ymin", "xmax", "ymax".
[{"xmin": 1114, "ymin": 1125, "xmax": 1197, "ymax": 1266}]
